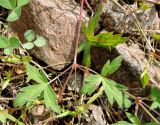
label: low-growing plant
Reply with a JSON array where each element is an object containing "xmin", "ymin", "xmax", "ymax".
[{"xmin": 0, "ymin": 0, "xmax": 160, "ymax": 124}]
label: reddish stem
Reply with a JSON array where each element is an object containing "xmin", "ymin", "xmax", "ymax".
[{"xmin": 73, "ymin": 0, "xmax": 84, "ymax": 64}]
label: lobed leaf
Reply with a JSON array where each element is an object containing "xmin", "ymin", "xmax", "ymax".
[
  {"xmin": 14, "ymin": 84, "xmax": 46, "ymax": 107},
  {"xmin": 102, "ymin": 79, "xmax": 131, "ymax": 108},
  {"xmin": 87, "ymin": 5, "xmax": 103, "ymax": 36},
  {"xmin": 81, "ymin": 75, "xmax": 102, "ymax": 95},
  {"xmin": 101, "ymin": 56, "xmax": 123, "ymax": 77},
  {"xmin": 26, "ymin": 63, "xmax": 48, "ymax": 84},
  {"xmin": 44, "ymin": 85, "xmax": 61, "ymax": 114}
]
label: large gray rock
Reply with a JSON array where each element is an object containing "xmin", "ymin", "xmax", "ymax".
[{"xmin": 10, "ymin": 0, "xmax": 88, "ymax": 70}]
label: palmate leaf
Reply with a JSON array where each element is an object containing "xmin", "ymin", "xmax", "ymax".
[
  {"xmin": 81, "ymin": 75, "xmax": 102, "ymax": 95},
  {"xmin": 102, "ymin": 79, "xmax": 131, "ymax": 108},
  {"xmin": 44, "ymin": 85, "xmax": 61, "ymax": 114},
  {"xmin": 15, "ymin": 63, "xmax": 61, "ymax": 114},
  {"xmin": 101, "ymin": 56, "xmax": 122, "ymax": 77}
]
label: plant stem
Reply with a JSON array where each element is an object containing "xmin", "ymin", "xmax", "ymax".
[
  {"xmin": 87, "ymin": 86, "xmax": 104, "ymax": 105},
  {"xmin": 73, "ymin": 0, "xmax": 84, "ymax": 64},
  {"xmin": 139, "ymin": 103, "xmax": 160, "ymax": 123}
]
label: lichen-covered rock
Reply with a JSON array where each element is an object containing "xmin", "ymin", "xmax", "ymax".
[{"xmin": 10, "ymin": 0, "xmax": 88, "ymax": 70}]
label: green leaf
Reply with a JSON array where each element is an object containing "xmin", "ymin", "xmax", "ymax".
[
  {"xmin": 91, "ymin": 33, "xmax": 128, "ymax": 47},
  {"xmin": 112, "ymin": 121, "xmax": 132, "ymax": 125},
  {"xmin": 23, "ymin": 42, "xmax": 34, "ymax": 49},
  {"xmin": 7, "ymin": 7, "xmax": 22, "ymax": 22},
  {"xmin": 26, "ymin": 63, "xmax": 48, "ymax": 84},
  {"xmin": 101, "ymin": 56, "xmax": 122, "ymax": 76},
  {"xmin": 83, "ymin": 42, "xmax": 91, "ymax": 67},
  {"xmin": 44, "ymin": 85, "xmax": 61, "ymax": 114},
  {"xmin": 24, "ymin": 30, "xmax": 36, "ymax": 42},
  {"xmin": 81, "ymin": 75, "xmax": 102, "ymax": 95},
  {"xmin": 93, "ymin": 32, "xmax": 113, "ymax": 42},
  {"xmin": 106, "ymin": 34, "xmax": 128, "ymax": 46},
  {"xmin": 126, "ymin": 112, "xmax": 141, "ymax": 125},
  {"xmin": 81, "ymin": 22, "xmax": 88, "ymax": 38},
  {"xmin": 22, "ymin": 56, "xmax": 32, "ymax": 62},
  {"xmin": 2, "ymin": 79, "xmax": 10, "ymax": 90},
  {"xmin": 151, "ymin": 87, "xmax": 160, "ymax": 103},
  {"xmin": 102, "ymin": 79, "xmax": 131, "ymax": 108},
  {"xmin": 143, "ymin": 123, "xmax": 159, "ymax": 125},
  {"xmin": 107, "ymin": 79, "xmax": 128, "ymax": 90},
  {"xmin": 153, "ymin": 33, "xmax": 160, "ymax": 40},
  {"xmin": 14, "ymin": 84, "xmax": 46, "ymax": 107},
  {"xmin": 87, "ymin": 5, "xmax": 102, "ymax": 36},
  {"xmin": 1, "ymin": 56, "xmax": 21, "ymax": 63},
  {"xmin": 150, "ymin": 101, "xmax": 160, "ymax": 110},
  {"xmin": 0, "ymin": 36, "xmax": 10, "ymax": 48},
  {"xmin": 0, "ymin": 110, "xmax": 24, "ymax": 125},
  {"xmin": 33, "ymin": 36, "xmax": 46, "ymax": 47},
  {"xmin": 0, "ymin": 110, "xmax": 6, "ymax": 124},
  {"xmin": 140, "ymin": 69, "xmax": 149, "ymax": 88},
  {"xmin": 4, "ymin": 48, "xmax": 13, "ymax": 55},
  {"xmin": 78, "ymin": 40, "xmax": 88, "ymax": 53},
  {"xmin": 9, "ymin": 36, "xmax": 20, "ymax": 48},
  {"xmin": 17, "ymin": 0, "xmax": 31, "ymax": 7},
  {"xmin": 0, "ymin": 0, "xmax": 16, "ymax": 9},
  {"xmin": 139, "ymin": 2, "xmax": 151, "ymax": 10}
]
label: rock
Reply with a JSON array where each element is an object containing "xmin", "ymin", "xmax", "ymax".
[
  {"xmin": 10, "ymin": 0, "xmax": 88, "ymax": 70},
  {"xmin": 102, "ymin": 1, "xmax": 160, "ymax": 33}
]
